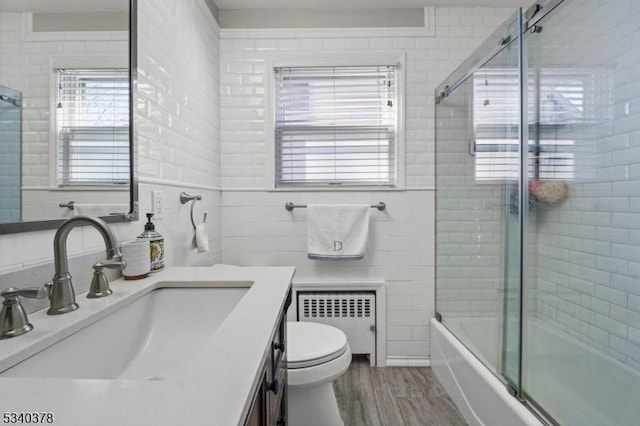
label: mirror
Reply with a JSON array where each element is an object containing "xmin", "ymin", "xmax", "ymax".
[{"xmin": 0, "ymin": 0, "xmax": 137, "ymax": 234}]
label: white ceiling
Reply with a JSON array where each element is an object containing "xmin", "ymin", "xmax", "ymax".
[
  {"xmin": 0, "ymin": 0, "xmax": 127, "ymax": 13},
  {"xmin": 214, "ymin": 0, "xmax": 530, "ymax": 9}
]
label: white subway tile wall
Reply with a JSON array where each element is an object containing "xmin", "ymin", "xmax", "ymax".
[
  {"xmin": 117, "ymin": 0, "xmax": 223, "ymax": 267},
  {"xmin": 137, "ymin": 1, "xmax": 220, "ymax": 187},
  {"xmin": 219, "ymin": 7, "xmax": 513, "ymax": 359}
]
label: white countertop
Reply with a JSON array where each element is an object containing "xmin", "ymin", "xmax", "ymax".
[{"xmin": 0, "ymin": 265, "xmax": 295, "ymax": 426}]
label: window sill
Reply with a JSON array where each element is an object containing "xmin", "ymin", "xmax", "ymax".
[
  {"xmin": 267, "ymin": 186, "xmax": 406, "ymax": 192},
  {"xmin": 47, "ymin": 186, "xmax": 129, "ymax": 192}
]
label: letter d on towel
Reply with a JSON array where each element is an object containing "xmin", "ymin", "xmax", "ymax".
[{"xmin": 333, "ymin": 241, "xmax": 343, "ymax": 251}]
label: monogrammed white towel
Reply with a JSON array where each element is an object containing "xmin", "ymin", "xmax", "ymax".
[{"xmin": 307, "ymin": 204, "xmax": 369, "ymax": 260}]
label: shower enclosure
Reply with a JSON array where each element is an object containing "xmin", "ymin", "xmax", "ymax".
[
  {"xmin": 434, "ymin": 1, "xmax": 640, "ymax": 425},
  {"xmin": 0, "ymin": 84, "xmax": 21, "ymax": 222}
]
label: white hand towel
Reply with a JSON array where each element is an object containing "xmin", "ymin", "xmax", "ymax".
[
  {"xmin": 73, "ymin": 203, "xmax": 129, "ymax": 216},
  {"xmin": 193, "ymin": 223, "xmax": 209, "ymax": 253},
  {"xmin": 307, "ymin": 204, "xmax": 370, "ymax": 260}
]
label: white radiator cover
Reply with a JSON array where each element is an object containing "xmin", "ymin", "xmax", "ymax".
[{"xmin": 297, "ymin": 292, "xmax": 376, "ymax": 362}]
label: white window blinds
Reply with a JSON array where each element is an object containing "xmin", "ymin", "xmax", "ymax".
[
  {"xmin": 56, "ymin": 68, "xmax": 129, "ymax": 186},
  {"xmin": 274, "ymin": 65, "xmax": 397, "ymax": 187},
  {"xmin": 472, "ymin": 68, "xmax": 592, "ymax": 182}
]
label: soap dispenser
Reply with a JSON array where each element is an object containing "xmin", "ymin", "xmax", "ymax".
[{"xmin": 137, "ymin": 213, "xmax": 165, "ymax": 272}]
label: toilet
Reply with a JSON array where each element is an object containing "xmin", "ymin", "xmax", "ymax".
[{"xmin": 287, "ymin": 321, "xmax": 352, "ymax": 426}]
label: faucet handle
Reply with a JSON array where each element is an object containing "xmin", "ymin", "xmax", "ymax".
[
  {"xmin": 0, "ymin": 286, "xmax": 48, "ymax": 339},
  {"xmin": 94, "ymin": 259, "xmax": 126, "ymax": 270},
  {"xmin": 86, "ymin": 261, "xmax": 121, "ymax": 299},
  {"xmin": 1, "ymin": 286, "xmax": 48, "ymax": 300}
]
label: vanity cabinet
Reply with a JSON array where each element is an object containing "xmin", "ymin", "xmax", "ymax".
[
  {"xmin": 245, "ymin": 367, "xmax": 267, "ymax": 426},
  {"xmin": 245, "ymin": 288, "xmax": 291, "ymax": 426}
]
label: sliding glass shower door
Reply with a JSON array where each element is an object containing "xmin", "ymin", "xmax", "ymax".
[
  {"xmin": 522, "ymin": 0, "xmax": 640, "ymax": 424},
  {"xmin": 436, "ymin": 1, "xmax": 640, "ymax": 424},
  {"xmin": 435, "ymin": 10, "xmax": 523, "ymax": 388}
]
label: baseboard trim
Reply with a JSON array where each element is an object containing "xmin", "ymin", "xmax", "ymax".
[{"xmin": 386, "ymin": 356, "xmax": 431, "ymax": 367}]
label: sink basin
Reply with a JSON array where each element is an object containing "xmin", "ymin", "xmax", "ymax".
[{"xmin": 0, "ymin": 285, "xmax": 249, "ymax": 380}]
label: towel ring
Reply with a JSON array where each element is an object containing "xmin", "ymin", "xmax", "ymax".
[{"xmin": 180, "ymin": 192, "xmax": 207, "ymax": 229}]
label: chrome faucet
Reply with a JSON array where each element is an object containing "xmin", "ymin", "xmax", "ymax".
[{"xmin": 48, "ymin": 215, "xmax": 123, "ymax": 315}]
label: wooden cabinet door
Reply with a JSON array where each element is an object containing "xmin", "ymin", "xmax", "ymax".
[{"xmin": 245, "ymin": 367, "xmax": 267, "ymax": 426}]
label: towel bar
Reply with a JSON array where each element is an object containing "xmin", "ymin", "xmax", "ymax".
[{"xmin": 285, "ymin": 202, "xmax": 386, "ymax": 211}]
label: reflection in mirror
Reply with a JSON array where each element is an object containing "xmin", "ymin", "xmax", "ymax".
[
  {"xmin": 0, "ymin": 0, "xmax": 135, "ymax": 228},
  {"xmin": 0, "ymin": 84, "xmax": 21, "ymax": 222}
]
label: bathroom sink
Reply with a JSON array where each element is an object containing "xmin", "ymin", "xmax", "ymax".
[{"xmin": 0, "ymin": 284, "xmax": 250, "ymax": 380}]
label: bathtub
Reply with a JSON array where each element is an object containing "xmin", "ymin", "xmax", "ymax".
[
  {"xmin": 431, "ymin": 317, "xmax": 640, "ymax": 426},
  {"xmin": 431, "ymin": 318, "xmax": 540, "ymax": 426}
]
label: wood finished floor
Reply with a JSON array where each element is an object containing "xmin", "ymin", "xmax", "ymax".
[{"xmin": 334, "ymin": 356, "xmax": 468, "ymax": 426}]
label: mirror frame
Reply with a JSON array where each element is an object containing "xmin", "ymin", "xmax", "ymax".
[{"xmin": 0, "ymin": 0, "xmax": 139, "ymax": 234}]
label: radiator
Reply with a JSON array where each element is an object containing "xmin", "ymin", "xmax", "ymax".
[{"xmin": 297, "ymin": 292, "xmax": 376, "ymax": 362}]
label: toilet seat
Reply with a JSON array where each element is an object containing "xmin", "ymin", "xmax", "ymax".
[{"xmin": 287, "ymin": 322, "xmax": 349, "ymax": 369}]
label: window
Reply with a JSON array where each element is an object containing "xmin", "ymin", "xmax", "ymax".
[
  {"xmin": 274, "ymin": 65, "xmax": 398, "ymax": 187},
  {"xmin": 56, "ymin": 68, "xmax": 129, "ymax": 186},
  {"xmin": 472, "ymin": 68, "xmax": 593, "ymax": 182}
]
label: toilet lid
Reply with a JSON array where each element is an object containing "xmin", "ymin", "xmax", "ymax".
[{"xmin": 287, "ymin": 322, "xmax": 348, "ymax": 369}]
